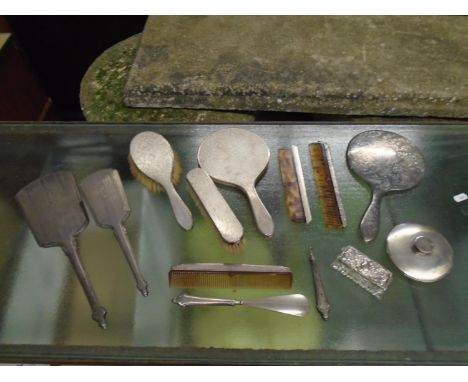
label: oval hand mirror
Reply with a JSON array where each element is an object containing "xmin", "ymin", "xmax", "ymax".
[
  {"xmin": 198, "ymin": 128, "xmax": 274, "ymax": 237},
  {"xmin": 347, "ymin": 130, "xmax": 425, "ymax": 242}
]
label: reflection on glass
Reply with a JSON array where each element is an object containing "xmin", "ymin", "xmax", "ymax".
[
  {"xmin": 14, "ymin": 171, "xmax": 107, "ymax": 329},
  {"xmin": 79, "ymin": 169, "xmax": 148, "ymax": 297},
  {"xmin": 0, "ymin": 124, "xmax": 467, "ymax": 364}
]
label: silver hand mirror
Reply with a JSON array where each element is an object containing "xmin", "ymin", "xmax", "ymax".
[
  {"xmin": 347, "ymin": 130, "xmax": 425, "ymax": 242},
  {"xmin": 198, "ymin": 128, "xmax": 274, "ymax": 237}
]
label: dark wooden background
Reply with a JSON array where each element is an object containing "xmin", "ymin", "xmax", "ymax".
[{"xmin": 1, "ymin": 16, "xmax": 147, "ymax": 120}]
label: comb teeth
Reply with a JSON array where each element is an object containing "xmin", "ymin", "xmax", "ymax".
[
  {"xmin": 309, "ymin": 142, "xmax": 347, "ymax": 228},
  {"xmin": 169, "ymin": 263, "xmax": 292, "ymax": 289}
]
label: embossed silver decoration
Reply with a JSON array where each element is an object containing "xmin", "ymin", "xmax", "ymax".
[
  {"xmin": 172, "ymin": 293, "xmax": 309, "ymax": 317},
  {"xmin": 80, "ymin": 169, "xmax": 149, "ymax": 297},
  {"xmin": 387, "ymin": 223, "xmax": 453, "ymax": 282},
  {"xmin": 347, "ymin": 130, "xmax": 425, "ymax": 243},
  {"xmin": 15, "ymin": 171, "xmax": 108, "ymax": 329},
  {"xmin": 198, "ymin": 128, "xmax": 274, "ymax": 237},
  {"xmin": 332, "ymin": 245, "xmax": 393, "ymax": 299},
  {"xmin": 130, "ymin": 131, "xmax": 193, "ymax": 230}
]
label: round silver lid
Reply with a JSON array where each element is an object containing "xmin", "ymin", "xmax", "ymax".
[{"xmin": 386, "ymin": 223, "xmax": 453, "ymax": 282}]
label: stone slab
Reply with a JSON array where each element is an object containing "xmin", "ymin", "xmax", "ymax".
[
  {"xmin": 80, "ymin": 34, "xmax": 254, "ymax": 123},
  {"xmin": 123, "ymin": 16, "xmax": 468, "ymax": 118}
]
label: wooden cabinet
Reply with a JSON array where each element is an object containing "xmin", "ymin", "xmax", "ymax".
[{"xmin": 0, "ymin": 19, "xmax": 53, "ymax": 121}]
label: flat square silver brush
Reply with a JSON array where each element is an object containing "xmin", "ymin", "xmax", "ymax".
[
  {"xmin": 80, "ymin": 169, "xmax": 149, "ymax": 297},
  {"xmin": 15, "ymin": 171, "xmax": 107, "ymax": 329}
]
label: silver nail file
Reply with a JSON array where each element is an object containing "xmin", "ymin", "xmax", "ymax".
[
  {"xmin": 291, "ymin": 145, "xmax": 312, "ymax": 223},
  {"xmin": 309, "ymin": 248, "xmax": 330, "ymax": 320},
  {"xmin": 187, "ymin": 168, "xmax": 243, "ymax": 244}
]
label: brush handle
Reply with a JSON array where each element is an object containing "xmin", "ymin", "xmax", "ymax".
[
  {"xmin": 172, "ymin": 293, "xmax": 241, "ymax": 307},
  {"xmin": 244, "ymin": 184, "xmax": 274, "ymax": 237},
  {"xmin": 165, "ymin": 182, "xmax": 193, "ymax": 230},
  {"xmin": 62, "ymin": 237, "xmax": 107, "ymax": 329},
  {"xmin": 114, "ymin": 224, "xmax": 149, "ymax": 297},
  {"xmin": 360, "ymin": 188, "xmax": 384, "ymax": 243}
]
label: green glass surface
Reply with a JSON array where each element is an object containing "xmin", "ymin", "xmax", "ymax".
[{"xmin": 0, "ymin": 123, "xmax": 467, "ymax": 364}]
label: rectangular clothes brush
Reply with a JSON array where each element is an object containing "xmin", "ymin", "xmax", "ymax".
[
  {"xmin": 332, "ymin": 245, "xmax": 392, "ymax": 299},
  {"xmin": 169, "ymin": 263, "xmax": 293, "ymax": 289},
  {"xmin": 186, "ymin": 168, "xmax": 244, "ymax": 251}
]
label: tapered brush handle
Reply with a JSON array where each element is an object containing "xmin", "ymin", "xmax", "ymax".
[
  {"xmin": 114, "ymin": 224, "xmax": 149, "ymax": 297},
  {"xmin": 62, "ymin": 237, "xmax": 107, "ymax": 329},
  {"xmin": 244, "ymin": 184, "xmax": 274, "ymax": 237},
  {"xmin": 165, "ymin": 182, "xmax": 193, "ymax": 230},
  {"xmin": 172, "ymin": 293, "xmax": 240, "ymax": 307}
]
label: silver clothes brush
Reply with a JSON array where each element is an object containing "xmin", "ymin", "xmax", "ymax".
[
  {"xmin": 332, "ymin": 245, "xmax": 392, "ymax": 299},
  {"xmin": 187, "ymin": 168, "xmax": 244, "ymax": 246}
]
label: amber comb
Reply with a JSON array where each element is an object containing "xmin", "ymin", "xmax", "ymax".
[
  {"xmin": 309, "ymin": 142, "xmax": 347, "ymax": 228},
  {"xmin": 278, "ymin": 147, "xmax": 312, "ymax": 223},
  {"xmin": 169, "ymin": 263, "xmax": 293, "ymax": 289}
]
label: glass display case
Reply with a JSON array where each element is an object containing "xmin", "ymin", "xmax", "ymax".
[{"xmin": 0, "ymin": 123, "xmax": 466, "ymax": 364}]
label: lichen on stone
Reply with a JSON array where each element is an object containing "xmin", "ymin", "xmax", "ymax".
[{"xmin": 80, "ymin": 34, "xmax": 254, "ymax": 123}]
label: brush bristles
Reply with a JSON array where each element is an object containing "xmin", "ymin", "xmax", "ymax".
[
  {"xmin": 222, "ymin": 238, "xmax": 246, "ymax": 253},
  {"xmin": 171, "ymin": 152, "xmax": 182, "ymax": 186},
  {"xmin": 187, "ymin": 183, "xmax": 245, "ymax": 253},
  {"xmin": 129, "ymin": 155, "xmax": 164, "ymax": 192},
  {"xmin": 128, "ymin": 153, "xmax": 183, "ymax": 193},
  {"xmin": 169, "ymin": 270, "xmax": 292, "ymax": 289}
]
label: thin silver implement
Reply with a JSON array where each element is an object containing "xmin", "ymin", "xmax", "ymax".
[
  {"xmin": 309, "ymin": 248, "xmax": 330, "ymax": 320},
  {"xmin": 173, "ymin": 293, "xmax": 309, "ymax": 317}
]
